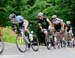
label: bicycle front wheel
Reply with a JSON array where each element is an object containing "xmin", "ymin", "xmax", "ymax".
[
  {"xmin": 45, "ymin": 34, "xmax": 53, "ymax": 50},
  {"xmin": 16, "ymin": 35, "xmax": 28, "ymax": 53},
  {"xmin": 0, "ymin": 37, "xmax": 4, "ymax": 54},
  {"xmin": 31, "ymin": 35, "xmax": 39, "ymax": 52}
]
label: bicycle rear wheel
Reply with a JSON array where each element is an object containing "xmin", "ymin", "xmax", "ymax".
[
  {"xmin": 16, "ymin": 35, "xmax": 28, "ymax": 53},
  {"xmin": 0, "ymin": 37, "xmax": 4, "ymax": 54},
  {"xmin": 46, "ymin": 35, "xmax": 52, "ymax": 50},
  {"xmin": 31, "ymin": 35, "xmax": 39, "ymax": 52}
]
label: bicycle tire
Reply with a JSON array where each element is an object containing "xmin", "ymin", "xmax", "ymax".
[
  {"xmin": 16, "ymin": 35, "xmax": 28, "ymax": 53},
  {"xmin": 0, "ymin": 37, "xmax": 4, "ymax": 54},
  {"xmin": 46, "ymin": 34, "xmax": 52, "ymax": 50},
  {"xmin": 31, "ymin": 35, "xmax": 39, "ymax": 52}
]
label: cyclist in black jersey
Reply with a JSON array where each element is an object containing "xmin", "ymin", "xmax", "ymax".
[
  {"xmin": 38, "ymin": 12, "xmax": 52, "ymax": 45},
  {"xmin": 65, "ymin": 21, "xmax": 73, "ymax": 47},
  {"xmin": 65, "ymin": 21, "xmax": 72, "ymax": 32},
  {"xmin": 65, "ymin": 21, "xmax": 72, "ymax": 38}
]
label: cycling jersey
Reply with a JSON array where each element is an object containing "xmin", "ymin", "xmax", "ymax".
[
  {"xmin": 66, "ymin": 24, "xmax": 72, "ymax": 32},
  {"xmin": 16, "ymin": 15, "xmax": 25, "ymax": 29},
  {"xmin": 52, "ymin": 18, "xmax": 62, "ymax": 32},
  {"xmin": 38, "ymin": 17, "xmax": 49, "ymax": 29},
  {"xmin": 54, "ymin": 23, "xmax": 61, "ymax": 31}
]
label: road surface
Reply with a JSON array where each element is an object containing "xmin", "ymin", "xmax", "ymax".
[{"xmin": 0, "ymin": 42, "xmax": 75, "ymax": 58}]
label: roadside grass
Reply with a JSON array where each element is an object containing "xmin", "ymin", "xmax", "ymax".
[{"xmin": 2, "ymin": 27, "xmax": 16, "ymax": 44}]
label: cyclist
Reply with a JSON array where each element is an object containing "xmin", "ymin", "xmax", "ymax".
[
  {"xmin": 65, "ymin": 21, "xmax": 73, "ymax": 47},
  {"xmin": 9, "ymin": 13, "xmax": 30, "ymax": 46},
  {"xmin": 37, "ymin": 12, "xmax": 53, "ymax": 46},
  {"xmin": 9, "ymin": 13, "xmax": 29, "ymax": 33},
  {"xmin": 51, "ymin": 15, "xmax": 65, "ymax": 47}
]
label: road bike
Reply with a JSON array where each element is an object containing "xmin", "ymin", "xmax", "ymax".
[
  {"xmin": 16, "ymin": 24, "xmax": 39, "ymax": 53},
  {"xmin": 44, "ymin": 29, "xmax": 55, "ymax": 50}
]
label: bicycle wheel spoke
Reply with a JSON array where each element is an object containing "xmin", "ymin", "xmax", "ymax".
[
  {"xmin": 31, "ymin": 35, "xmax": 39, "ymax": 51},
  {"xmin": 16, "ymin": 35, "xmax": 27, "ymax": 53}
]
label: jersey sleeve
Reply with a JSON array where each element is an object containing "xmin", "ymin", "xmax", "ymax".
[
  {"xmin": 38, "ymin": 20, "xmax": 41, "ymax": 26},
  {"xmin": 46, "ymin": 18, "xmax": 50, "ymax": 22}
]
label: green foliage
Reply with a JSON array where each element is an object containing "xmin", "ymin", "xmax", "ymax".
[
  {"xmin": 1, "ymin": 0, "xmax": 75, "ymax": 43},
  {"xmin": 2, "ymin": 27, "xmax": 16, "ymax": 43},
  {"xmin": 0, "ymin": 0, "xmax": 75, "ymax": 20},
  {"xmin": 0, "ymin": 0, "xmax": 75, "ymax": 31}
]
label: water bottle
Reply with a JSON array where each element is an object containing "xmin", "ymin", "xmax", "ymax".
[{"xmin": 29, "ymin": 31, "xmax": 33, "ymax": 41}]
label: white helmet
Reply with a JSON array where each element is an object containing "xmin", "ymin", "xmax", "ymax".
[
  {"xmin": 9, "ymin": 13, "xmax": 16, "ymax": 19},
  {"xmin": 52, "ymin": 15, "xmax": 57, "ymax": 18},
  {"xmin": 60, "ymin": 20, "xmax": 63, "ymax": 22},
  {"xmin": 38, "ymin": 12, "xmax": 43, "ymax": 17},
  {"xmin": 66, "ymin": 21, "xmax": 71, "ymax": 24}
]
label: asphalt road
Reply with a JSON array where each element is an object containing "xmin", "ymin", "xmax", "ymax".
[{"xmin": 0, "ymin": 43, "xmax": 75, "ymax": 58}]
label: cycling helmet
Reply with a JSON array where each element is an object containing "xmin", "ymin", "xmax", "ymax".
[
  {"xmin": 66, "ymin": 21, "xmax": 71, "ymax": 24},
  {"xmin": 16, "ymin": 15, "xmax": 24, "ymax": 23},
  {"xmin": 52, "ymin": 15, "xmax": 57, "ymax": 18},
  {"xmin": 38, "ymin": 12, "xmax": 43, "ymax": 17},
  {"xmin": 61, "ymin": 20, "xmax": 63, "ymax": 22},
  {"xmin": 9, "ymin": 13, "xmax": 16, "ymax": 19}
]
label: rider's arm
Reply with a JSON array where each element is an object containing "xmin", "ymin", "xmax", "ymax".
[
  {"xmin": 65, "ymin": 26, "xmax": 68, "ymax": 31},
  {"xmin": 23, "ymin": 19, "xmax": 29, "ymax": 32},
  {"xmin": 24, "ymin": 19, "xmax": 29, "ymax": 27},
  {"xmin": 52, "ymin": 23, "xmax": 54, "ymax": 28},
  {"xmin": 38, "ymin": 23, "xmax": 43, "ymax": 31},
  {"xmin": 61, "ymin": 21, "xmax": 64, "ymax": 29},
  {"xmin": 46, "ymin": 18, "xmax": 52, "ymax": 27}
]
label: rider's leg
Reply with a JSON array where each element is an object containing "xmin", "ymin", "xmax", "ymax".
[
  {"xmin": 69, "ymin": 30, "xmax": 72, "ymax": 40},
  {"xmin": 49, "ymin": 29, "xmax": 55, "ymax": 47},
  {"xmin": 55, "ymin": 32, "xmax": 60, "ymax": 46},
  {"xmin": 64, "ymin": 31, "xmax": 68, "ymax": 47},
  {"xmin": 68, "ymin": 31, "xmax": 72, "ymax": 47},
  {"xmin": 23, "ymin": 29, "xmax": 30, "ymax": 48},
  {"xmin": 23, "ymin": 19, "xmax": 30, "ymax": 33},
  {"xmin": 23, "ymin": 21, "xmax": 30, "ymax": 43},
  {"xmin": 60, "ymin": 29, "xmax": 65, "ymax": 47},
  {"xmin": 55, "ymin": 30, "xmax": 63, "ymax": 48},
  {"xmin": 50, "ymin": 27, "xmax": 55, "ymax": 36},
  {"xmin": 43, "ymin": 30, "xmax": 49, "ymax": 43}
]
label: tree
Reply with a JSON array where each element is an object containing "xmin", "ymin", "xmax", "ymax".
[{"xmin": 0, "ymin": 0, "xmax": 75, "ymax": 27}]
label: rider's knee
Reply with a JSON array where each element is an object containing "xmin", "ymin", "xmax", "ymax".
[{"xmin": 44, "ymin": 31, "xmax": 48, "ymax": 36}]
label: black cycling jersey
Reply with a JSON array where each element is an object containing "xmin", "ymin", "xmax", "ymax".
[
  {"xmin": 38, "ymin": 17, "xmax": 49, "ymax": 29},
  {"xmin": 11, "ymin": 21, "xmax": 24, "ymax": 33},
  {"xmin": 66, "ymin": 24, "xmax": 71, "ymax": 32},
  {"xmin": 19, "ymin": 21, "xmax": 24, "ymax": 28},
  {"xmin": 54, "ymin": 23, "xmax": 61, "ymax": 31}
]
